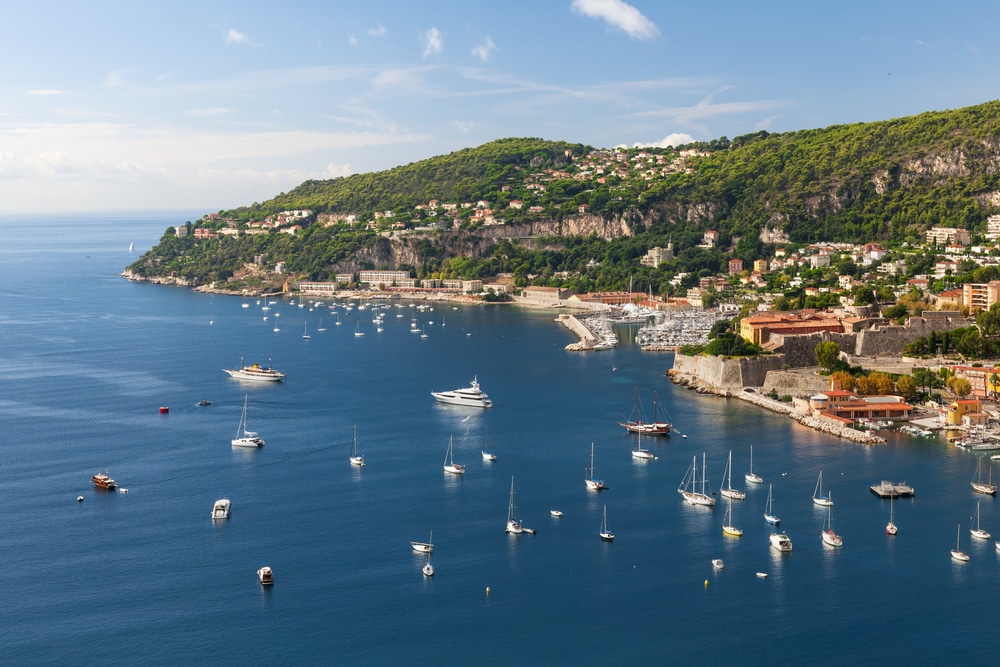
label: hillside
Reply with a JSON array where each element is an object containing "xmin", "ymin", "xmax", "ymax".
[{"xmin": 126, "ymin": 101, "xmax": 1000, "ymax": 292}]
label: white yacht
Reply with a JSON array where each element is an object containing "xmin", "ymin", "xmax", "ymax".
[
  {"xmin": 211, "ymin": 498, "xmax": 231, "ymax": 520},
  {"xmin": 223, "ymin": 356, "xmax": 285, "ymax": 383},
  {"xmin": 411, "ymin": 531, "xmax": 434, "ymax": 553},
  {"xmin": 770, "ymin": 532, "xmax": 793, "ymax": 552},
  {"xmin": 431, "ymin": 376, "xmax": 493, "ymax": 408},
  {"xmin": 257, "ymin": 566, "xmax": 274, "ymax": 585}
]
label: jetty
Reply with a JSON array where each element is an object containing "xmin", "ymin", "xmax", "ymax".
[{"xmin": 870, "ymin": 481, "xmax": 916, "ymax": 498}]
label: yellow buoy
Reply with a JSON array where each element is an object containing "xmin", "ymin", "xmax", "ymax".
[
  {"xmin": 486, "ymin": 587, "xmax": 491, "ymax": 595},
  {"xmin": 704, "ymin": 580, "xmax": 709, "ymax": 587}
]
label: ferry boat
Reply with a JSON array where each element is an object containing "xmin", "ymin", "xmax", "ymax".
[
  {"xmin": 211, "ymin": 498, "xmax": 231, "ymax": 520},
  {"xmin": 92, "ymin": 465, "xmax": 117, "ymax": 490},
  {"xmin": 430, "ymin": 376, "xmax": 493, "ymax": 408},
  {"xmin": 223, "ymin": 356, "xmax": 285, "ymax": 383}
]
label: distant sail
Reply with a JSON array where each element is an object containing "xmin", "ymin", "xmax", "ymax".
[{"xmin": 129, "ymin": 242, "xmax": 134, "ymax": 253}]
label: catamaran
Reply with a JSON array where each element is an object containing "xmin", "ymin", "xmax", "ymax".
[{"xmin": 232, "ymin": 395, "xmax": 265, "ymax": 447}]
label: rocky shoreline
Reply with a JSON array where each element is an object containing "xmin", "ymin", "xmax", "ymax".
[{"xmin": 667, "ymin": 369, "xmax": 887, "ymax": 445}]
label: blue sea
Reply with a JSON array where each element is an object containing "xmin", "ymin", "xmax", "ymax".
[{"xmin": 1, "ymin": 212, "xmax": 998, "ymax": 664}]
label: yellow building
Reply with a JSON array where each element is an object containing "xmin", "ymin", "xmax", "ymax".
[{"xmin": 947, "ymin": 399, "xmax": 982, "ymax": 425}]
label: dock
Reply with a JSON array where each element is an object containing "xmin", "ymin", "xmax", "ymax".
[{"xmin": 870, "ymin": 481, "xmax": 915, "ymax": 498}]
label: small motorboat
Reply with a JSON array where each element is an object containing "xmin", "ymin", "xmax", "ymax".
[
  {"xmin": 756, "ymin": 572, "xmax": 769, "ymax": 578},
  {"xmin": 257, "ymin": 566, "xmax": 274, "ymax": 585},
  {"xmin": 159, "ymin": 406, "xmax": 169, "ymax": 414},
  {"xmin": 482, "ymin": 451, "xmax": 497, "ymax": 462},
  {"xmin": 712, "ymin": 559, "xmax": 725, "ymax": 570},
  {"xmin": 550, "ymin": 510, "xmax": 563, "ymax": 518},
  {"xmin": 197, "ymin": 399, "xmax": 211, "ymax": 406}
]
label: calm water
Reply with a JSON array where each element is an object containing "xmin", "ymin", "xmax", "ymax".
[{"xmin": 1, "ymin": 213, "xmax": 998, "ymax": 664}]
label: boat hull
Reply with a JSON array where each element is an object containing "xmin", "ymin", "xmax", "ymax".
[
  {"xmin": 821, "ymin": 530, "xmax": 843, "ymax": 547},
  {"xmin": 232, "ymin": 437, "xmax": 265, "ymax": 447},
  {"xmin": 679, "ymin": 490, "xmax": 715, "ymax": 506},
  {"xmin": 619, "ymin": 421, "xmax": 671, "ymax": 435},
  {"xmin": 721, "ymin": 488, "xmax": 746, "ymax": 500},
  {"xmin": 92, "ymin": 474, "xmax": 117, "ymax": 490},
  {"xmin": 223, "ymin": 367, "xmax": 285, "ymax": 382},
  {"xmin": 769, "ymin": 533, "xmax": 793, "ymax": 552}
]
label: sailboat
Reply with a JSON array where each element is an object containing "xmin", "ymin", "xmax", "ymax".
[
  {"xmin": 745, "ymin": 445, "xmax": 763, "ymax": 484},
  {"xmin": 821, "ymin": 491, "xmax": 843, "ymax": 546},
  {"xmin": 585, "ymin": 442, "xmax": 607, "ymax": 490},
  {"xmin": 618, "ymin": 387, "xmax": 671, "ymax": 435},
  {"xmin": 812, "ymin": 470, "xmax": 833, "ymax": 506},
  {"xmin": 505, "ymin": 476, "xmax": 523, "ymax": 534},
  {"xmin": 971, "ymin": 456, "xmax": 997, "ymax": 495},
  {"xmin": 481, "ymin": 427, "xmax": 497, "ymax": 461},
  {"xmin": 720, "ymin": 450, "xmax": 746, "ymax": 500},
  {"xmin": 951, "ymin": 524, "xmax": 970, "ymax": 562},
  {"xmin": 886, "ymin": 493, "xmax": 897, "ymax": 535},
  {"xmin": 678, "ymin": 453, "xmax": 715, "ymax": 506},
  {"xmin": 349, "ymin": 425, "xmax": 365, "ymax": 467},
  {"xmin": 971, "ymin": 500, "xmax": 991, "ymax": 540},
  {"xmin": 722, "ymin": 499, "xmax": 743, "ymax": 536},
  {"xmin": 422, "ymin": 557, "xmax": 434, "ymax": 577},
  {"xmin": 354, "ymin": 321, "xmax": 365, "ymax": 337},
  {"xmin": 764, "ymin": 483, "xmax": 781, "ymax": 525},
  {"xmin": 317, "ymin": 318, "xmax": 327, "ymax": 332},
  {"xmin": 631, "ymin": 429, "xmax": 654, "ymax": 460},
  {"xmin": 443, "ymin": 435, "xmax": 465, "ymax": 475},
  {"xmin": 302, "ymin": 323, "xmax": 311, "ymax": 340},
  {"xmin": 231, "ymin": 395, "xmax": 265, "ymax": 447},
  {"xmin": 599, "ymin": 504, "xmax": 614, "ymax": 541},
  {"xmin": 411, "ymin": 531, "xmax": 433, "ymax": 553},
  {"xmin": 128, "ymin": 241, "xmax": 134, "ymax": 253},
  {"xmin": 335, "ymin": 312, "xmax": 342, "ymax": 326}
]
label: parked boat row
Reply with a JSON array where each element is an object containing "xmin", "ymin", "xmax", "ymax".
[{"xmin": 634, "ymin": 309, "xmax": 728, "ymax": 350}]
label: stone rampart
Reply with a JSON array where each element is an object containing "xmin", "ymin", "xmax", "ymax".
[
  {"xmin": 855, "ymin": 314, "xmax": 975, "ymax": 356},
  {"xmin": 671, "ymin": 353, "xmax": 787, "ymax": 389}
]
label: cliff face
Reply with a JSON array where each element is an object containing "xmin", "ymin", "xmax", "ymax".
[{"xmin": 334, "ymin": 211, "xmax": 642, "ymax": 272}]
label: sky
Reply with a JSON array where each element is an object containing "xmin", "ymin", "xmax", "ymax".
[{"xmin": 2, "ymin": 0, "xmax": 999, "ymax": 213}]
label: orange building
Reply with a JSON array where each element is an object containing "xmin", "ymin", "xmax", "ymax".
[{"xmin": 739, "ymin": 310, "xmax": 843, "ymax": 345}]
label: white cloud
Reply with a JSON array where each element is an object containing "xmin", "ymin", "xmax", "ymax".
[
  {"xmin": 471, "ymin": 36, "xmax": 498, "ymax": 62},
  {"xmin": 367, "ymin": 25, "xmax": 386, "ymax": 37},
  {"xmin": 103, "ymin": 69, "xmax": 133, "ymax": 88},
  {"xmin": 225, "ymin": 28, "xmax": 250, "ymax": 45},
  {"xmin": 630, "ymin": 133, "xmax": 695, "ymax": 149},
  {"xmin": 185, "ymin": 107, "xmax": 235, "ymax": 117},
  {"xmin": 347, "ymin": 34, "xmax": 359, "ymax": 46},
  {"xmin": 421, "ymin": 27, "xmax": 443, "ymax": 58},
  {"xmin": 28, "ymin": 89, "xmax": 65, "ymax": 95},
  {"xmin": 454, "ymin": 121, "xmax": 475, "ymax": 133},
  {"xmin": 571, "ymin": 0, "xmax": 660, "ymax": 41}
]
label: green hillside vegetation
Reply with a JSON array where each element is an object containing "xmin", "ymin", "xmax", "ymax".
[{"xmin": 128, "ymin": 101, "xmax": 1000, "ymax": 293}]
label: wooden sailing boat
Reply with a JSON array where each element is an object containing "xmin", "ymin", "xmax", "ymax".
[
  {"xmin": 349, "ymin": 425, "xmax": 365, "ymax": 467},
  {"xmin": 618, "ymin": 387, "xmax": 671, "ymax": 435},
  {"xmin": 745, "ymin": 445, "xmax": 763, "ymax": 484},
  {"xmin": 720, "ymin": 450, "xmax": 745, "ymax": 500},
  {"xmin": 764, "ymin": 483, "xmax": 781, "ymax": 525}
]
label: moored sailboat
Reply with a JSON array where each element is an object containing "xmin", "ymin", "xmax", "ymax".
[
  {"xmin": 821, "ymin": 491, "xmax": 843, "ymax": 547},
  {"xmin": 232, "ymin": 395, "xmax": 265, "ymax": 447},
  {"xmin": 618, "ymin": 387, "xmax": 671, "ymax": 435},
  {"xmin": 971, "ymin": 456, "xmax": 997, "ymax": 495},
  {"xmin": 722, "ymin": 500, "xmax": 743, "ymax": 537},
  {"xmin": 764, "ymin": 483, "xmax": 781, "ymax": 525},
  {"xmin": 443, "ymin": 435, "xmax": 465, "ymax": 475},
  {"xmin": 812, "ymin": 470, "xmax": 833, "ymax": 506},
  {"xmin": 631, "ymin": 430, "xmax": 654, "ymax": 460},
  {"xmin": 971, "ymin": 500, "xmax": 991, "ymax": 540},
  {"xmin": 951, "ymin": 524, "xmax": 969, "ymax": 562},
  {"xmin": 349, "ymin": 425, "xmax": 365, "ymax": 467},
  {"xmin": 599, "ymin": 504, "xmax": 614, "ymax": 541},
  {"xmin": 745, "ymin": 445, "xmax": 763, "ymax": 484},
  {"xmin": 720, "ymin": 450, "xmax": 745, "ymax": 500},
  {"xmin": 585, "ymin": 442, "xmax": 607, "ymax": 490},
  {"xmin": 678, "ymin": 453, "xmax": 715, "ymax": 506},
  {"xmin": 505, "ymin": 476, "xmax": 523, "ymax": 534},
  {"xmin": 886, "ymin": 493, "xmax": 897, "ymax": 535}
]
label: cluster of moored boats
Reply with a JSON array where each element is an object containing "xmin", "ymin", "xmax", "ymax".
[{"xmin": 634, "ymin": 309, "xmax": 729, "ymax": 350}]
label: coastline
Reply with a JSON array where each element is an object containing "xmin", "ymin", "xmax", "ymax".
[{"xmin": 667, "ymin": 369, "xmax": 887, "ymax": 445}]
